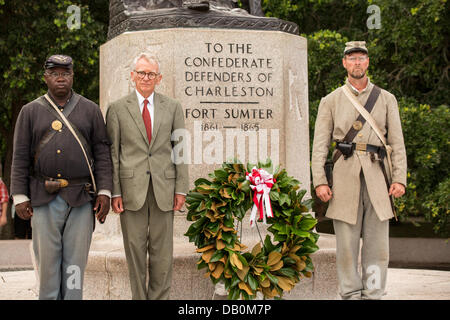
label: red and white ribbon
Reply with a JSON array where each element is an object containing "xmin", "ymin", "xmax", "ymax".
[{"xmin": 246, "ymin": 167, "xmax": 276, "ymax": 227}]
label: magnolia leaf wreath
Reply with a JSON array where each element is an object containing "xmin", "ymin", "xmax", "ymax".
[{"xmin": 184, "ymin": 160, "xmax": 319, "ymax": 300}]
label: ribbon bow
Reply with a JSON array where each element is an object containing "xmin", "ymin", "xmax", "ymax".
[{"xmin": 246, "ymin": 167, "xmax": 276, "ymax": 227}]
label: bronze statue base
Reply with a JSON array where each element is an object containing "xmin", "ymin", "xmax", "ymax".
[{"xmin": 107, "ymin": 6, "xmax": 299, "ymax": 40}]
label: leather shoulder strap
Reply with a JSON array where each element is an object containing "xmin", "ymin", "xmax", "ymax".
[
  {"xmin": 341, "ymin": 85, "xmax": 394, "ymax": 176},
  {"xmin": 43, "ymin": 94, "xmax": 97, "ymax": 193},
  {"xmin": 332, "ymin": 85, "xmax": 381, "ymax": 163}
]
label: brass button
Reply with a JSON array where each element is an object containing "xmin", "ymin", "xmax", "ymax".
[{"xmin": 358, "ymin": 133, "xmax": 363, "ymax": 137}]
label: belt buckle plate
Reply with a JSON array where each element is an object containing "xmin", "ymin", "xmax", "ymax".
[
  {"xmin": 57, "ymin": 178, "xmax": 69, "ymax": 188},
  {"xmin": 355, "ymin": 143, "xmax": 367, "ymax": 152}
]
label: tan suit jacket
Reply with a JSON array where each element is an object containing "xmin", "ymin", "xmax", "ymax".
[
  {"xmin": 106, "ymin": 91, "xmax": 189, "ymax": 212},
  {"xmin": 311, "ymin": 79, "xmax": 407, "ymax": 225}
]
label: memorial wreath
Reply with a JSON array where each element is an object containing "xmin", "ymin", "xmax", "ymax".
[{"xmin": 185, "ymin": 160, "xmax": 319, "ymax": 300}]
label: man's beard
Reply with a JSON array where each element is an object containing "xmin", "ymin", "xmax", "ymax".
[{"xmin": 350, "ymin": 68, "xmax": 366, "ymax": 79}]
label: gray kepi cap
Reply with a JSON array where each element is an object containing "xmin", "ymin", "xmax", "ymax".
[
  {"xmin": 343, "ymin": 41, "xmax": 368, "ymax": 55},
  {"xmin": 44, "ymin": 54, "xmax": 73, "ymax": 69}
]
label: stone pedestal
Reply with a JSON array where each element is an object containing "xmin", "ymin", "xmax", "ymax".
[
  {"xmin": 82, "ymin": 27, "xmax": 337, "ymax": 300},
  {"xmin": 98, "ymin": 27, "xmax": 310, "ymax": 235}
]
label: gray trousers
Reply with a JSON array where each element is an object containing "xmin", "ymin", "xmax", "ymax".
[
  {"xmin": 120, "ymin": 182, "xmax": 174, "ymax": 300},
  {"xmin": 333, "ymin": 172, "xmax": 389, "ymax": 300},
  {"xmin": 31, "ymin": 195, "xmax": 93, "ymax": 300}
]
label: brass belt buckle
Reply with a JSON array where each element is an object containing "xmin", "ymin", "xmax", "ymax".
[
  {"xmin": 57, "ymin": 178, "xmax": 69, "ymax": 188},
  {"xmin": 355, "ymin": 143, "xmax": 367, "ymax": 152}
]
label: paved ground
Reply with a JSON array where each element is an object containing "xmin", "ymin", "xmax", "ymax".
[{"xmin": 0, "ymin": 268, "xmax": 449, "ymax": 300}]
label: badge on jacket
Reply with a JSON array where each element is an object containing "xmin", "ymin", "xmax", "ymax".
[{"xmin": 52, "ymin": 120, "xmax": 63, "ymax": 131}]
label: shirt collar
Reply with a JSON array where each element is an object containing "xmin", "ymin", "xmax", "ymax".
[
  {"xmin": 135, "ymin": 89, "xmax": 154, "ymax": 107},
  {"xmin": 345, "ymin": 78, "xmax": 372, "ymax": 96}
]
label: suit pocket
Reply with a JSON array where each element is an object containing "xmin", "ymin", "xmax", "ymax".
[
  {"xmin": 164, "ymin": 168, "xmax": 176, "ymax": 179},
  {"xmin": 120, "ymin": 169, "xmax": 134, "ymax": 179}
]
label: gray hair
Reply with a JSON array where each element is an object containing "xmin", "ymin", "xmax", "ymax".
[{"xmin": 131, "ymin": 53, "xmax": 161, "ymax": 74}]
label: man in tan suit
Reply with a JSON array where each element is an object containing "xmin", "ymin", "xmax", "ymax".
[
  {"xmin": 106, "ymin": 53, "xmax": 189, "ymax": 300},
  {"xmin": 311, "ymin": 41, "xmax": 407, "ymax": 299}
]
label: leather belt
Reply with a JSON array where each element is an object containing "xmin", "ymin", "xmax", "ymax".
[
  {"xmin": 34, "ymin": 173, "xmax": 91, "ymax": 187},
  {"xmin": 352, "ymin": 143, "xmax": 383, "ymax": 154}
]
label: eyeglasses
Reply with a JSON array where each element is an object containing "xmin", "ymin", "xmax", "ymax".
[
  {"xmin": 134, "ymin": 70, "xmax": 160, "ymax": 80},
  {"xmin": 346, "ymin": 56, "xmax": 368, "ymax": 62},
  {"xmin": 45, "ymin": 71, "xmax": 73, "ymax": 78}
]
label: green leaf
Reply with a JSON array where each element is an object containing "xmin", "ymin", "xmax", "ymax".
[
  {"xmin": 221, "ymin": 231, "xmax": 234, "ymax": 244},
  {"xmin": 186, "ymin": 192, "xmax": 206, "ymax": 202},
  {"xmin": 265, "ymin": 272, "xmax": 278, "ymax": 285},
  {"xmin": 184, "ymin": 216, "xmax": 207, "ymax": 236},
  {"xmin": 278, "ymin": 268, "xmax": 296, "ymax": 278},
  {"xmin": 214, "ymin": 169, "xmax": 229, "ymax": 181},
  {"xmin": 299, "ymin": 218, "xmax": 317, "ymax": 231},
  {"xmin": 230, "ymin": 274, "xmax": 241, "ymax": 288},
  {"xmin": 263, "ymin": 235, "xmax": 275, "ymax": 252},
  {"xmin": 282, "ymin": 208, "xmax": 293, "ymax": 217},
  {"xmin": 210, "ymin": 250, "xmax": 225, "ymax": 263},
  {"xmin": 273, "ymin": 233, "xmax": 287, "ymax": 242},
  {"xmin": 270, "ymin": 191, "xmax": 280, "ymax": 201},
  {"xmin": 237, "ymin": 253, "xmax": 249, "ymax": 267},
  {"xmin": 293, "ymin": 214, "xmax": 302, "ymax": 226},
  {"xmin": 302, "ymin": 199, "xmax": 314, "ymax": 210},
  {"xmin": 271, "ymin": 222, "xmax": 285, "ymax": 232},
  {"xmin": 282, "ymin": 257, "xmax": 297, "ymax": 265},
  {"xmin": 195, "ymin": 178, "xmax": 212, "ymax": 186},
  {"xmin": 207, "ymin": 221, "xmax": 220, "ymax": 233},
  {"xmin": 297, "ymin": 189, "xmax": 307, "ymax": 201},
  {"xmin": 247, "ymin": 273, "xmax": 258, "ymax": 291},
  {"xmin": 279, "ymin": 193, "xmax": 290, "ymax": 206},
  {"xmin": 224, "ymin": 217, "xmax": 234, "ymax": 228},
  {"xmin": 228, "ymin": 286, "xmax": 240, "ymax": 300},
  {"xmin": 292, "ymin": 229, "xmax": 310, "ymax": 238}
]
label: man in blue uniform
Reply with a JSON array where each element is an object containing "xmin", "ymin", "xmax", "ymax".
[{"xmin": 10, "ymin": 54, "xmax": 113, "ymax": 300}]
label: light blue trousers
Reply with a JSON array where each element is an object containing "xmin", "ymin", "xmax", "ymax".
[
  {"xmin": 31, "ymin": 195, "xmax": 93, "ymax": 300},
  {"xmin": 333, "ymin": 172, "xmax": 390, "ymax": 300}
]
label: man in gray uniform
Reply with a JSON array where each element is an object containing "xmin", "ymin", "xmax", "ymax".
[
  {"xmin": 311, "ymin": 42, "xmax": 407, "ymax": 299},
  {"xmin": 10, "ymin": 55, "xmax": 112, "ymax": 300}
]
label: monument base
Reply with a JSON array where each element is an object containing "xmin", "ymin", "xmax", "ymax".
[{"xmin": 83, "ymin": 213, "xmax": 339, "ymax": 300}]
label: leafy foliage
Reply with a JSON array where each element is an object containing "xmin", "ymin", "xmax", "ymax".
[
  {"xmin": 185, "ymin": 160, "xmax": 319, "ymax": 300},
  {"xmin": 0, "ymin": 0, "xmax": 107, "ymax": 170},
  {"xmin": 395, "ymin": 102, "xmax": 449, "ymax": 235},
  {"xmin": 264, "ymin": 0, "xmax": 449, "ymax": 106}
]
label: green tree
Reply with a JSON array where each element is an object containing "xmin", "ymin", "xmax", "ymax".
[
  {"xmin": 264, "ymin": 0, "xmax": 449, "ymax": 106},
  {"xmin": 0, "ymin": 0, "xmax": 108, "ymax": 239}
]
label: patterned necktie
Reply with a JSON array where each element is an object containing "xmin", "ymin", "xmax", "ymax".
[{"xmin": 142, "ymin": 99, "xmax": 152, "ymax": 143}]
